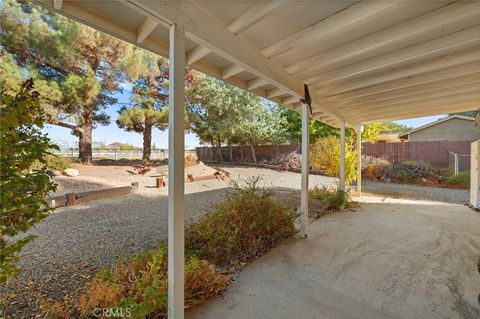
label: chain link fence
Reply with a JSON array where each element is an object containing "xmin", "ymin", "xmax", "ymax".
[{"xmin": 448, "ymin": 151, "xmax": 470, "ymax": 175}]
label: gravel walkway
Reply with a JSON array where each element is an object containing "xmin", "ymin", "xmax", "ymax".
[{"xmin": 0, "ymin": 164, "xmax": 468, "ymax": 317}]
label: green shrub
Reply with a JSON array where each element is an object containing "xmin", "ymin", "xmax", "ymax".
[
  {"xmin": 309, "ymin": 186, "xmax": 346, "ymax": 212},
  {"xmin": 32, "ymin": 153, "xmax": 73, "ymax": 172},
  {"xmin": 0, "ymin": 79, "xmax": 57, "ymax": 283},
  {"xmin": 78, "ymin": 244, "xmax": 230, "ymax": 319},
  {"xmin": 308, "ymin": 186, "xmax": 356, "ymax": 218},
  {"xmin": 445, "ymin": 172, "xmax": 469, "ymax": 188},
  {"xmin": 310, "ymin": 136, "xmax": 357, "ymax": 186},
  {"xmin": 186, "ymin": 176, "xmax": 296, "ymax": 267}
]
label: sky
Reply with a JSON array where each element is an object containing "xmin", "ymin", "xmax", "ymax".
[{"xmin": 42, "ymin": 88, "xmax": 446, "ymax": 149}]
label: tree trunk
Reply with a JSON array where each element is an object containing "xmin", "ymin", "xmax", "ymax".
[
  {"xmin": 217, "ymin": 140, "xmax": 223, "ymax": 162},
  {"xmin": 78, "ymin": 122, "xmax": 93, "ymax": 162},
  {"xmin": 229, "ymin": 144, "xmax": 233, "ymax": 162},
  {"xmin": 250, "ymin": 144, "xmax": 257, "ymax": 163},
  {"xmin": 143, "ymin": 123, "xmax": 152, "ymax": 161},
  {"xmin": 240, "ymin": 146, "xmax": 244, "ymax": 161}
]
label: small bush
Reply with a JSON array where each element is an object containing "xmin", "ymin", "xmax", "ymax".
[
  {"xmin": 269, "ymin": 150, "xmax": 301, "ymax": 170},
  {"xmin": 445, "ymin": 172, "xmax": 470, "ymax": 188},
  {"xmin": 185, "ymin": 153, "xmax": 198, "ymax": 167},
  {"xmin": 309, "ymin": 186, "xmax": 346, "ymax": 211},
  {"xmin": 32, "ymin": 153, "xmax": 73, "ymax": 172},
  {"xmin": 186, "ymin": 176, "xmax": 296, "ymax": 267},
  {"xmin": 78, "ymin": 244, "xmax": 230, "ymax": 319},
  {"xmin": 308, "ymin": 186, "xmax": 356, "ymax": 218},
  {"xmin": 310, "ymin": 136, "xmax": 357, "ymax": 186}
]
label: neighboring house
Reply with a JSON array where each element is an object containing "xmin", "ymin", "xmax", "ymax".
[
  {"xmin": 374, "ymin": 133, "xmax": 403, "ymax": 143},
  {"xmin": 107, "ymin": 142, "xmax": 141, "ymax": 150},
  {"xmin": 398, "ymin": 115, "xmax": 480, "ymax": 142}
]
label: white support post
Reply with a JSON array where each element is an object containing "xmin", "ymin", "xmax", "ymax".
[
  {"xmin": 168, "ymin": 23, "xmax": 185, "ymax": 319},
  {"xmin": 301, "ymin": 102, "xmax": 310, "ymax": 238},
  {"xmin": 356, "ymin": 125, "xmax": 362, "ymax": 195},
  {"xmin": 340, "ymin": 120, "xmax": 346, "ymax": 191}
]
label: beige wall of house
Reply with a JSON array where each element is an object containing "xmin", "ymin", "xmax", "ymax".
[{"xmin": 407, "ymin": 118, "xmax": 480, "ymax": 142}]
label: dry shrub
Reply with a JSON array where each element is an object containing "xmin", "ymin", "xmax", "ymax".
[
  {"xmin": 78, "ymin": 244, "xmax": 229, "ymax": 319},
  {"xmin": 310, "ymin": 136, "xmax": 357, "ymax": 185},
  {"xmin": 186, "ymin": 176, "xmax": 296, "ymax": 267},
  {"xmin": 278, "ymin": 151, "xmax": 302, "ymax": 170},
  {"xmin": 362, "ymin": 157, "xmax": 442, "ymax": 185},
  {"xmin": 361, "ymin": 155, "xmax": 390, "ymax": 181},
  {"xmin": 185, "ymin": 153, "xmax": 198, "ymax": 167}
]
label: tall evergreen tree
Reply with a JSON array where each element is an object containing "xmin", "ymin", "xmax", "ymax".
[
  {"xmin": 116, "ymin": 55, "xmax": 202, "ymax": 161},
  {"xmin": 0, "ymin": 0, "xmax": 137, "ymax": 161}
]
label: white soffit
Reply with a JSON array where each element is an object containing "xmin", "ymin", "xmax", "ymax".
[{"xmin": 34, "ymin": 0, "xmax": 480, "ymax": 126}]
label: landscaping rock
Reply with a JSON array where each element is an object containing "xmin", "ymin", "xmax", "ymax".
[{"xmin": 63, "ymin": 168, "xmax": 79, "ymax": 177}]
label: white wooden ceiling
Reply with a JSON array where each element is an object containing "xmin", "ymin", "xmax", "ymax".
[{"xmin": 36, "ymin": 0, "xmax": 480, "ymax": 127}]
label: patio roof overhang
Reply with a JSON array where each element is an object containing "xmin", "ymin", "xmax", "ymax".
[
  {"xmin": 30, "ymin": 2, "xmax": 480, "ymax": 318},
  {"xmin": 34, "ymin": 0, "xmax": 480, "ymax": 128}
]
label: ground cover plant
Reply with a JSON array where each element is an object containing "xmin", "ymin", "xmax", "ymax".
[
  {"xmin": 44, "ymin": 176, "xmax": 296, "ymax": 318},
  {"xmin": 75, "ymin": 244, "xmax": 230, "ymax": 319},
  {"xmin": 362, "ymin": 156, "xmax": 469, "ymax": 188},
  {"xmin": 186, "ymin": 176, "xmax": 296, "ymax": 267},
  {"xmin": 308, "ymin": 186, "xmax": 357, "ymax": 219}
]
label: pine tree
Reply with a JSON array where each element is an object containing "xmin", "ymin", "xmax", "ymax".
[{"xmin": 0, "ymin": 0, "xmax": 138, "ymax": 161}]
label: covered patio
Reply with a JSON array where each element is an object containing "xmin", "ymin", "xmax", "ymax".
[
  {"xmin": 188, "ymin": 196, "xmax": 480, "ymax": 319},
  {"xmin": 34, "ymin": 0, "xmax": 480, "ymax": 318}
]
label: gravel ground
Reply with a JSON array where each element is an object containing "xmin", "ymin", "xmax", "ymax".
[
  {"xmin": 362, "ymin": 180, "xmax": 469, "ymax": 204},
  {"xmin": 0, "ymin": 163, "xmax": 468, "ymax": 317}
]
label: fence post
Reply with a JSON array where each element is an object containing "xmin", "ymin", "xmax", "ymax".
[
  {"xmin": 115, "ymin": 149, "xmax": 117, "ymax": 161},
  {"xmin": 454, "ymin": 153, "xmax": 459, "ymax": 176}
]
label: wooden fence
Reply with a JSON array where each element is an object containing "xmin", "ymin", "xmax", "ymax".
[
  {"xmin": 197, "ymin": 140, "xmax": 472, "ymax": 172},
  {"xmin": 362, "ymin": 140, "xmax": 471, "ymax": 171}
]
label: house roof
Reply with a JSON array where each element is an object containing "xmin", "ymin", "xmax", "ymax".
[
  {"xmin": 398, "ymin": 114, "xmax": 476, "ymax": 139},
  {"xmin": 34, "ymin": 0, "xmax": 480, "ymax": 127}
]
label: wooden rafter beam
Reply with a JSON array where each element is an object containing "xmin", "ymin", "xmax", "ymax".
[
  {"xmin": 314, "ymin": 47, "xmax": 480, "ymax": 95},
  {"xmin": 352, "ymin": 92, "xmax": 480, "ymax": 122},
  {"xmin": 261, "ymin": 0, "xmax": 398, "ymax": 59},
  {"xmin": 136, "ymin": 16, "xmax": 159, "ymax": 43},
  {"xmin": 344, "ymin": 84, "xmax": 480, "ymax": 113},
  {"xmin": 287, "ymin": 1, "xmax": 480, "ymax": 77},
  {"xmin": 305, "ymin": 26, "xmax": 480, "ymax": 86},
  {"xmin": 186, "ymin": 0, "xmax": 286, "ymax": 65},
  {"xmin": 52, "ymin": 0, "xmax": 62, "ymax": 10},
  {"xmin": 327, "ymin": 62, "xmax": 480, "ymax": 102},
  {"xmin": 123, "ymin": 1, "xmax": 349, "ymax": 122},
  {"xmin": 337, "ymin": 74, "xmax": 480, "ymax": 108}
]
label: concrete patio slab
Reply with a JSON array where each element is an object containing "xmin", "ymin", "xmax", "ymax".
[{"xmin": 187, "ymin": 197, "xmax": 480, "ymax": 319}]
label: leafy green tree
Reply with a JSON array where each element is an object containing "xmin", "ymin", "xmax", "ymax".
[
  {"xmin": 0, "ymin": 79, "xmax": 57, "ymax": 283},
  {"xmin": 276, "ymin": 107, "xmax": 338, "ymax": 143},
  {"xmin": 362, "ymin": 123, "xmax": 385, "ymax": 143},
  {"xmin": 0, "ymin": 0, "xmax": 137, "ymax": 161},
  {"xmin": 192, "ymin": 78, "xmax": 289, "ymax": 162},
  {"xmin": 381, "ymin": 121, "xmax": 412, "ymax": 133}
]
